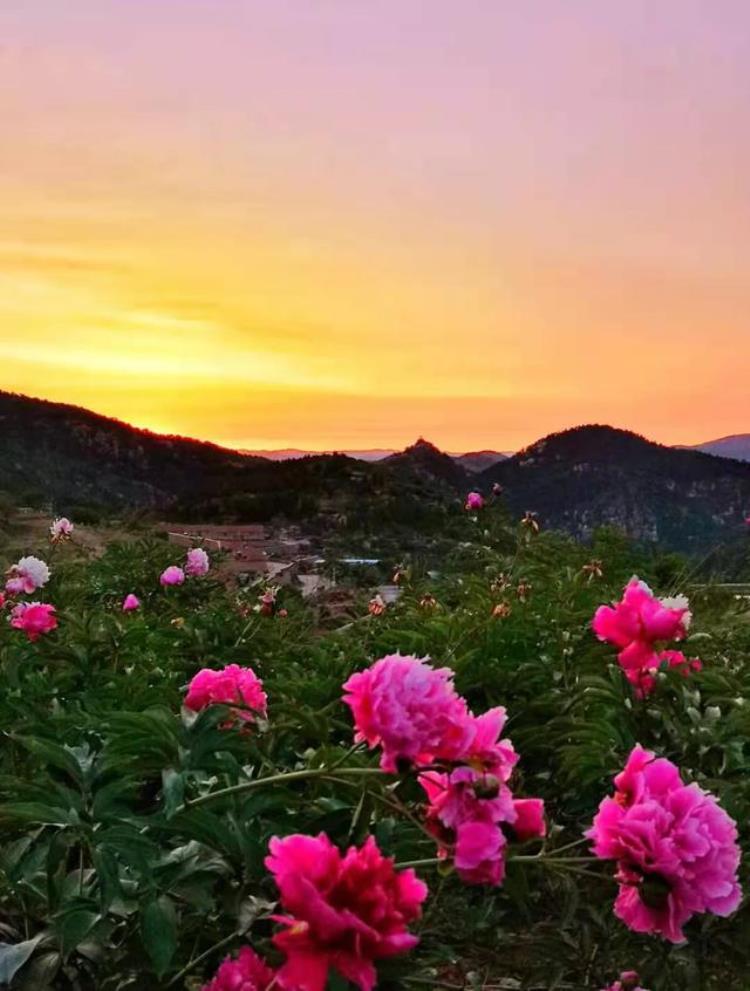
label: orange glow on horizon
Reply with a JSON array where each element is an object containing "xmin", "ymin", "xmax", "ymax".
[{"xmin": 1, "ymin": 2, "xmax": 749, "ymax": 451}]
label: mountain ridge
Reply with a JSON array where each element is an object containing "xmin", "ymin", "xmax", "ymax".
[{"xmin": 3, "ymin": 391, "xmax": 750, "ymax": 549}]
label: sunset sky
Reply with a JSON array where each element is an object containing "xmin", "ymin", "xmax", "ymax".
[{"xmin": 1, "ymin": 1, "xmax": 749, "ymax": 451}]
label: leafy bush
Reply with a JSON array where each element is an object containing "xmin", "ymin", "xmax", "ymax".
[{"xmin": 0, "ymin": 513, "xmax": 748, "ymax": 991}]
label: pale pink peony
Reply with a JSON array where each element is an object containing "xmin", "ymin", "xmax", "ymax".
[
  {"xmin": 5, "ymin": 556, "xmax": 51, "ymax": 595},
  {"xmin": 184, "ymin": 664, "xmax": 267, "ymax": 725},
  {"xmin": 160, "ymin": 565, "xmax": 185, "ymax": 587},
  {"xmin": 10, "ymin": 601, "xmax": 57, "ymax": 641},
  {"xmin": 587, "ymin": 745, "xmax": 742, "ymax": 943},
  {"xmin": 465, "ymin": 491, "xmax": 484, "ymax": 511},
  {"xmin": 185, "ymin": 547, "xmax": 210, "ymax": 577},
  {"xmin": 265, "ymin": 832, "xmax": 427, "ymax": 991},
  {"xmin": 342, "ymin": 654, "xmax": 473, "ymax": 772},
  {"xmin": 601, "ymin": 972, "xmax": 648, "ymax": 991},
  {"xmin": 201, "ymin": 946, "xmax": 276, "ymax": 991},
  {"xmin": 122, "ymin": 593, "xmax": 141, "ymax": 612},
  {"xmin": 50, "ymin": 517, "xmax": 74, "ymax": 541}
]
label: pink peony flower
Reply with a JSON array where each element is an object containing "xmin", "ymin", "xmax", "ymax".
[
  {"xmin": 342, "ymin": 654, "xmax": 473, "ymax": 772},
  {"xmin": 587, "ymin": 745, "xmax": 742, "ymax": 943},
  {"xmin": 614, "ymin": 644, "xmax": 703, "ymax": 699},
  {"xmin": 593, "ymin": 578, "xmax": 690, "ymax": 648},
  {"xmin": 201, "ymin": 946, "xmax": 276, "ymax": 991},
  {"xmin": 184, "ymin": 664, "xmax": 267, "ymax": 725},
  {"xmin": 0, "ymin": 591, "xmax": 5, "ymax": 610},
  {"xmin": 420, "ymin": 769, "xmax": 511, "ymax": 886},
  {"xmin": 593, "ymin": 579, "xmax": 696, "ymax": 695},
  {"xmin": 265, "ymin": 832, "xmax": 427, "ymax": 991},
  {"xmin": 601, "ymin": 972, "xmax": 648, "ymax": 991},
  {"xmin": 9, "ymin": 602, "xmax": 57, "ymax": 641},
  {"xmin": 50, "ymin": 517, "xmax": 74, "ymax": 541},
  {"xmin": 5, "ymin": 556, "xmax": 51, "ymax": 595},
  {"xmin": 419, "ymin": 709, "xmax": 544, "ymax": 886},
  {"xmin": 465, "ymin": 491, "xmax": 484, "ymax": 511},
  {"xmin": 186, "ymin": 547, "xmax": 210, "ymax": 577},
  {"xmin": 512, "ymin": 798, "xmax": 547, "ymax": 841},
  {"xmin": 453, "ymin": 819, "xmax": 506, "ymax": 885},
  {"xmin": 160, "ymin": 565, "xmax": 185, "ymax": 587},
  {"xmin": 122, "ymin": 593, "xmax": 141, "ymax": 612}
]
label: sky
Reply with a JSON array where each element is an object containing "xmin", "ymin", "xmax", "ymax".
[{"xmin": 1, "ymin": 1, "xmax": 749, "ymax": 452}]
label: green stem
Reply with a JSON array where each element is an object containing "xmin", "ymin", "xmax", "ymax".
[
  {"xmin": 180, "ymin": 766, "xmax": 384, "ymax": 813},
  {"xmin": 167, "ymin": 930, "xmax": 240, "ymax": 987},
  {"xmin": 395, "ymin": 857, "xmax": 443, "ymax": 870},
  {"xmin": 510, "ymin": 855, "xmax": 598, "ymax": 864}
]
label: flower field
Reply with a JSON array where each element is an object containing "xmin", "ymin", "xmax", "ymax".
[{"xmin": 1, "ymin": 510, "xmax": 749, "ymax": 990}]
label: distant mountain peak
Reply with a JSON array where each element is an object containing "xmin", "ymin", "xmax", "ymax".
[
  {"xmin": 404, "ymin": 437, "xmax": 443, "ymax": 454},
  {"xmin": 691, "ymin": 434, "xmax": 750, "ymax": 462}
]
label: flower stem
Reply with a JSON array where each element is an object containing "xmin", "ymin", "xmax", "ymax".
[
  {"xmin": 395, "ymin": 857, "xmax": 443, "ymax": 870},
  {"xmin": 180, "ymin": 765, "xmax": 384, "ymax": 812}
]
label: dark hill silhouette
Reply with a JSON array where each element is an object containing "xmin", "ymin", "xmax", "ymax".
[
  {"xmin": 4, "ymin": 394, "xmax": 750, "ymax": 549},
  {"xmin": 479, "ymin": 424, "xmax": 750, "ymax": 549},
  {"xmin": 383, "ymin": 437, "xmax": 468, "ymax": 488}
]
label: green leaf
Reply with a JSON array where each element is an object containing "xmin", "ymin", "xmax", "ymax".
[
  {"xmin": 53, "ymin": 901, "xmax": 100, "ymax": 958},
  {"xmin": 140, "ymin": 896, "xmax": 177, "ymax": 978},
  {"xmin": 13, "ymin": 736, "xmax": 83, "ymax": 785},
  {"xmin": 0, "ymin": 935, "xmax": 44, "ymax": 983},
  {"xmin": 93, "ymin": 846, "xmax": 122, "ymax": 911},
  {"xmin": 161, "ymin": 768, "xmax": 184, "ymax": 819},
  {"xmin": 0, "ymin": 802, "xmax": 76, "ymax": 827}
]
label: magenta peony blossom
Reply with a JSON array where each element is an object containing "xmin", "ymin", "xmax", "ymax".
[
  {"xmin": 465, "ymin": 491, "xmax": 484, "ymax": 511},
  {"xmin": 593, "ymin": 578, "xmax": 690, "ymax": 647},
  {"xmin": 201, "ymin": 946, "xmax": 276, "ymax": 991},
  {"xmin": 512, "ymin": 798, "xmax": 547, "ymax": 841},
  {"xmin": 185, "ymin": 547, "xmax": 210, "ymax": 577},
  {"xmin": 593, "ymin": 578, "xmax": 696, "ymax": 696},
  {"xmin": 420, "ymin": 768, "xmax": 511, "ymax": 886},
  {"xmin": 617, "ymin": 644, "xmax": 703, "ymax": 698},
  {"xmin": 453, "ymin": 819, "xmax": 507, "ymax": 885},
  {"xmin": 343, "ymin": 654, "xmax": 473, "ymax": 772},
  {"xmin": 419, "ymin": 707, "xmax": 545, "ymax": 886},
  {"xmin": 184, "ymin": 664, "xmax": 267, "ymax": 725},
  {"xmin": 9, "ymin": 602, "xmax": 57, "ymax": 641},
  {"xmin": 160, "ymin": 565, "xmax": 185, "ymax": 587},
  {"xmin": 266, "ymin": 832, "xmax": 427, "ymax": 991},
  {"xmin": 5, "ymin": 555, "xmax": 51, "ymax": 595},
  {"xmin": 122, "ymin": 593, "xmax": 141, "ymax": 612},
  {"xmin": 0, "ymin": 591, "xmax": 5, "ymax": 610},
  {"xmin": 601, "ymin": 972, "xmax": 648, "ymax": 991},
  {"xmin": 587, "ymin": 745, "xmax": 742, "ymax": 943},
  {"xmin": 50, "ymin": 517, "xmax": 74, "ymax": 541}
]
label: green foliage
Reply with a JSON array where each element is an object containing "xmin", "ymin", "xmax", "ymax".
[{"xmin": 0, "ymin": 514, "xmax": 749, "ymax": 990}]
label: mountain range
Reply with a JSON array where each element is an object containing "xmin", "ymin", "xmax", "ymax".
[
  {"xmin": 691, "ymin": 435, "xmax": 750, "ymax": 462},
  {"xmin": 242, "ymin": 446, "xmax": 509, "ymax": 471},
  {"xmin": 1, "ymin": 390, "xmax": 749, "ymax": 550}
]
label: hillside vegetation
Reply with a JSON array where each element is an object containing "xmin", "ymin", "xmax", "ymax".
[{"xmin": 1, "ymin": 505, "xmax": 749, "ymax": 989}]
